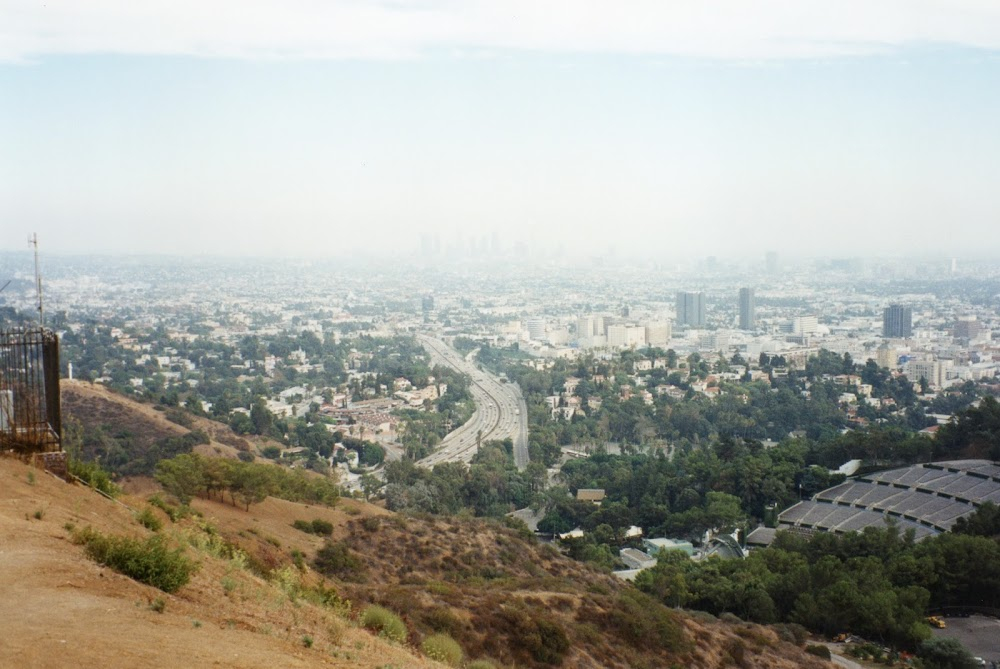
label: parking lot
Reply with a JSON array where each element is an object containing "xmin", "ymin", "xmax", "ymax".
[{"xmin": 932, "ymin": 615, "xmax": 1000, "ymax": 665}]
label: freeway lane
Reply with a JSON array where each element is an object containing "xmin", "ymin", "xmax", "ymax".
[{"xmin": 416, "ymin": 335, "xmax": 529, "ymax": 471}]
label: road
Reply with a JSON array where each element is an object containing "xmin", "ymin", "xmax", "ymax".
[{"xmin": 416, "ymin": 335, "xmax": 529, "ymax": 471}]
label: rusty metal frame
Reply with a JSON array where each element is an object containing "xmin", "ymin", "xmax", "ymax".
[{"xmin": 0, "ymin": 328, "xmax": 61, "ymax": 453}]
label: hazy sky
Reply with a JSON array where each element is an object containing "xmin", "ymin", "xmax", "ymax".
[{"xmin": 2, "ymin": 1, "xmax": 1000, "ymax": 259}]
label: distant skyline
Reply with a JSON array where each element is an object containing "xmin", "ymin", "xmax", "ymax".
[{"xmin": 2, "ymin": 2, "xmax": 1000, "ymax": 258}]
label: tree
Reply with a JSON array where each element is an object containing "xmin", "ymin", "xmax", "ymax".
[
  {"xmin": 250, "ymin": 399, "xmax": 274, "ymax": 436},
  {"xmin": 154, "ymin": 454, "xmax": 205, "ymax": 504},
  {"xmin": 229, "ymin": 462, "xmax": 274, "ymax": 510},
  {"xmin": 917, "ymin": 637, "xmax": 979, "ymax": 669},
  {"xmin": 635, "ymin": 550, "xmax": 690, "ymax": 608}
]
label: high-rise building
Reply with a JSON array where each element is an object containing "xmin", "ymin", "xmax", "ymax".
[
  {"xmin": 675, "ymin": 292, "xmax": 706, "ymax": 328},
  {"xmin": 738, "ymin": 288, "xmax": 755, "ymax": 331},
  {"xmin": 607, "ymin": 324, "xmax": 629, "ymax": 347},
  {"xmin": 883, "ymin": 305, "xmax": 913, "ymax": 338},
  {"xmin": 906, "ymin": 359, "xmax": 953, "ymax": 389},
  {"xmin": 875, "ymin": 343, "xmax": 898, "ymax": 369},
  {"xmin": 526, "ymin": 317, "xmax": 546, "ymax": 341},
  {"xmin": 953, "ymin": 318, "xmax": 982, "ymax": 341},
  {"xmin": 792, "ymin": 316, "xmax": 818, "ymax": 336}
]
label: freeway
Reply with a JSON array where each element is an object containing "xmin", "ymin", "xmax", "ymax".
[{"xmin": 416, "ymin": 335, "xmax": 529, "ymax": 471}]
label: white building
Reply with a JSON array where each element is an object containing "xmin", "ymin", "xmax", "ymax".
[
  {"xmin": 645, "ymin": 321, "xmax": 672, "ymax": 347},
  {"xmin": 906, "ymin": 359, "xmax": 954, "ymax": 389},
  {"xmin": 526, "ymin": 317, "xmax": 546, "ymax": 341}
]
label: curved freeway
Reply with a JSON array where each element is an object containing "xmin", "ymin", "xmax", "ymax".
[{"xmin": 417, "ymin": 335, "xmax": 529, "ymax": 471}]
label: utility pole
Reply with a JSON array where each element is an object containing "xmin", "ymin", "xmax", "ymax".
[{"xmin": 29, "ymin": 233, "xmax": 44, "ymax": 327}]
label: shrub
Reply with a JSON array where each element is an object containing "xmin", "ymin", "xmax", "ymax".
[
  {"xmin": 361, "ymin": 516, "xmax": 381, "ymax": 532},
  {"xmin": 772, "ymin": 622, "xmax": 809, "ymax": 647},
  {"xmin": 136, "ymin": 507, "xmax": 163, "ymax": 532},
  {"xmin": 495, "ymin": 605, "xmax": 570, "ymax": 665},
  {"xmin": 918, "ymin": 637, "xmax": 979, "ymax": 669},
  {"xmin": 725, "ymin": 638, "xmax": 747, "ymax": 668},
  {"xmin": 422, "ymin": 607, "xmax": 463, "ymax": 635},
  {"xmin": 314, "ymin": 541, "xmax": 367, "ymax": 581},
  {"xmin": 361, "ymin": 605, "xmax": 407, "ymax": 643},
  {"xmin": 598, "ymin": 590, "xmax": 686, "ymax": 654},
  {"xmin": 467, "ymin": 661, "xmax": 497, "ymax": 669},
  {"xmin": 147, "ymin": 494, "xmax": 194, "ymax": 522},
  {"xmin": 68, "ymin": 458, "xmax": 121, "ymax": 497},
  {"xmin": 292, "ymin": 518, "xmax": 334, "ymax": 536},
  {"xmin": 165, "ymin": 408, "xmax": 194, "ymax": 428},
  {"xmin": 421, "ymin": 633, "xmax": 464, "ymax": 666},
  {"xmin": 149, "ymin": 597, "xmax": 166, "ymax": 613},
  {"xmin": 805, "ymin": 644, "xmax": 832, "ymax": 660},
  {"xmin": 74, "ymin": 527, "xmax": 197, "ymax": 593},
  {"xmin": 311, "ymin": 519, "xmax": 334, "ymax": 536}
]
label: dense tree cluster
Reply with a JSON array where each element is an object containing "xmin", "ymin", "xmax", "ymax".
[
  {"xmin": 637, "ymin": 520, "xmax": 1000, "ymax": 650},
  {"xmin": 154, "ymin": 453, "xmax": 340, "ymax": 509},
  {"xmin": 383, "ymin": 440, "xmax": 547, "ymax": 517}
]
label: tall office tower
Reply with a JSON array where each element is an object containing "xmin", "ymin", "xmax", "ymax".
[
  {"xmin": 526, "ymin": 317, "xmax": 546, "ymax": 341},
  {"xmin": 675, "ymin": 292, "xmax": 706, "ymax": 327},
  {"xmin": 738, "ymin": 287, "xmax": 756, "ymax": 330},
  {"xmin": 883, "ymin": 305, "xmax": 913, "ymax": 338},
  {"xmin": 576, "ymin": 316, "xmax": 594, "ymax": 343}
]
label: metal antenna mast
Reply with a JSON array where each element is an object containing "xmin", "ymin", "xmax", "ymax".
[{"xmin": 30, "ymin": 233, "xmax": 44, "ymax": 327}]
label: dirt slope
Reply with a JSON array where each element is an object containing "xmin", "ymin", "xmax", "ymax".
[{"xmin": 0, "ymin": 456, "xmax": 439, "ymax": 669}]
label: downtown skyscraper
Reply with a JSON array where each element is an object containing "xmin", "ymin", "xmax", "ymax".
[{"xmin": 738, "ymin": 287, "xmax": 756, "ymax": 331}]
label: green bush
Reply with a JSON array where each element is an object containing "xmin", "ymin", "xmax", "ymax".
[
  {"xmin": 292, "ymin": 518, "xmax": 334, "ymax": 536},
  {"xmin": 918, "ymin": 637, "xmax": 979, "ymax": 669},
  {"xmin": 136, "ymin": 507, "xmax": 163, "ymax": 532},
  {"xmin": 360, "ymin": 605, "xmax": 408, "ymax": 643},
  {"xmin": 314, "ymin": 541, "xmax": 367, "ymax": 581},
  {"xmin": 148, "ymin": 494, "xmax": 195, "ymax": 522},
  {"xmin": 74, "ymin": 527, "xmax": 197, "ymax": 593},
  {"xmin": 421, "ymin": 633, "xmax": 464, "ymax": 666},
  {"xmin": 311, "ymin": 519, "xmax": 334, "ymax": 536},
  {"xmin": 68, "ymin": 458, "xmax": 121, "ymax": 498},
  {"xmin": 805, "ymin": 644, "xmax": 832, "ymax": 660}
]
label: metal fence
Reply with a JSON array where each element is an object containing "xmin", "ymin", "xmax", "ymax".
[{"xmin": 0, "ymin": 328, "xmax": 61, "ymax": 453}]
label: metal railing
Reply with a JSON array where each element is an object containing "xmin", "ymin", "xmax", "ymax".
[{"xmin": 0, "ymin": 328, "xmax": 61, "ymax": 454}]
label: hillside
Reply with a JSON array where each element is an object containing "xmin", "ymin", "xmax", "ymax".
[
  {"xmin": 61, "ymin": 380, "xmax": 279, "ymax": 472},
  {"xmin": 0, "ymin": 456, "xmax": 442, "ymax": 669},
  {"xmin": 1, "ymin": 387, "xmax": 839, "ymax": 668},
  {"xmin": 1, "ymin": 455, "xmax": 833, "ymax": 669}
]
